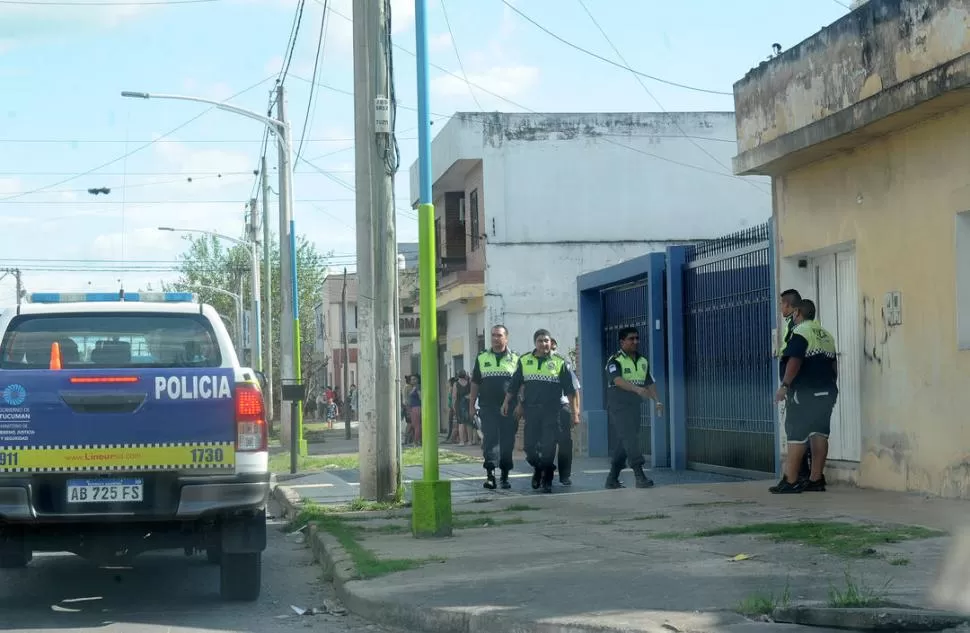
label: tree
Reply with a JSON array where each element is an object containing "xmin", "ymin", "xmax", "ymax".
[{"xmin": 167, "ymin": 233, "xmax": 331, "ymax": 418}]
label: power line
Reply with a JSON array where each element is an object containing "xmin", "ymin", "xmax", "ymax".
[
  {"xmin": 0, "ymin": 169, "xmax": 352, "ymax": 176},
  {"xmin": 438, "ymin": 0, "xmax": 483, "ymax": 110},
  {"xmin": 278, "ymin": 0, "xmax": 308, "ymax": 85},
  {"xmin": 499, "ymin": 0, "xmax": 732, "ymax": 96},
  {"xmin": 296, "ymin": 0, "xmax": 330, "ymax": 162},
  {"xmin": 0, "ymin": 74, "xmax": 277, "ymax": 203},
  {"xmin": 575, "ymin": 0, "xmax": 768, "ymax": 195},
  {"xmin": 0, "ymin": 137, "xmax": 413, "ymax": 144},
  {"xmin": 0, "ymin": 198, "xmax": 356, "ymax": 205}
]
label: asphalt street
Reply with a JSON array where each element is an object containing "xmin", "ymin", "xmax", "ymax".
[{"xmin": 0, "ymin": 501, "xmax": 411, "ymax": 633}]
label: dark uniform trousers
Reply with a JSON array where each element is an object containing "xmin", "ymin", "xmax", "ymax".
[
  {"xmin": 556, "ymin": 404, "xmax": 573, "ymax": 479},
  {"xmin": 480, "ymin": 405, "xmax": 516, "ymax": 473},
  {"xmin": 524, "ymin": 404, "xmax": 561, "ymax": 475},
  {"xmin": 609, "ymin": 402, "xmax": 645, "ymax": 471}
]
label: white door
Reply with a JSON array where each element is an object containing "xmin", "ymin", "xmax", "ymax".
[{"xmin": 813, "ymin": 252, "xmax": 862, "ymax": 462}]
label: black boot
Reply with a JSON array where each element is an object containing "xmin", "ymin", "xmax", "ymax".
[
  {"xmin": 531, "ymin": 467, "xmax": 542, "ymax": 490},
  {"xmin": 483, "ymin": 469, "xmax": 497, "ymax": 490},
  {"xmin": 605, "ymin": 467, "xmax": 624, "ymax": 489},
  {"xmin": 541, "ymin": 468, "xmax": 554, "ymax": 493},
  {"xmin": 633, "ymin": 466, "xmax": 654, "ymax": 489},
  {"xmin": 499, "ymin": 469, "xmax": 511, "ymax": 489}
]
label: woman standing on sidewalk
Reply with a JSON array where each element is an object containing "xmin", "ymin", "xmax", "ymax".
[{"xmin": 408, "ymin": 374, "xmax": 422, "ymax": 446}]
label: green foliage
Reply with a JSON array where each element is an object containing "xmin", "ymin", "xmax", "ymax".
[{"xmin": 166, "ymin": 233, "xmax": 330, "ymax": 409}]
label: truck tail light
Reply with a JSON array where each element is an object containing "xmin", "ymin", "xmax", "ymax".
[{"xmin": 235, "ymin": 383, "xmax": 267, "ymax": 452}]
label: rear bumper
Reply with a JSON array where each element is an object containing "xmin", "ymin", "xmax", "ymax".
[{"xmin": 0, "ymin": 473, "xmax": 271, "ymax": 523}]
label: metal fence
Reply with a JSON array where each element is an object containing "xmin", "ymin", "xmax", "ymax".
[
  {"xmin": 600, "ymin": 279, "xmax": 652, "ymax": 457},
  {"xmin": 682, "ymin": 223, "xmax": 775, "ymax": 475}
]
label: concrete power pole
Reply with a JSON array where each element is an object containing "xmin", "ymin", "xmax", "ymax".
[
  {"xmin": 276, "ymin": 83, "xmax": 296, "ymax": 451},
  {"xmin": 260, "ymin": 155, "xmax": 275, "ymax": 424},
  {"xmin": 341, "ymin": 268, "xmax": 352, "ymax": 441},
  {"xmin": 353, "ymin": 0, "xmax": 399, "ymax": 500},
  {"xmin": 247, "ymin": 198, "xmax": 261, "ymax": 373},
  {"xmin": 12, "ymin": 269, "xmax": 22, "ymax": 306}
]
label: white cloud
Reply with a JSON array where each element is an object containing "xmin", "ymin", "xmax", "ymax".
[
  {"xmin": 429, "ymin": 32, "xmax": 452, "ymax": 54},
  {"xmin": 431, "ymin": 64, "xmax": 539, "ymax": 101},
  {"xmin": 0, "ymin": 1, "xmax": 150, "ymax": 41}
]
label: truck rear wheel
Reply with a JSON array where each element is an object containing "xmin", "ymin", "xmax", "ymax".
[{"xmin": 219, "ymin": 552, "xmax": 261, "ymax": 601}]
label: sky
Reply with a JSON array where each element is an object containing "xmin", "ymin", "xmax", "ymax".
[{"xmin": 0, "ymin": 0, "xmax": 851, "ymax": 305}]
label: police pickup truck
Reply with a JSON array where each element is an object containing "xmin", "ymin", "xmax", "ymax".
[{"xmin": 0, "ymin": 291, "xmax": 269, "ymax": 601}]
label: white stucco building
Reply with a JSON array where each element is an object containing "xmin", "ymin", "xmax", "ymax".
[{"xmin": 408, "ymin": 112, "xmax": 771, "ymax": 423}]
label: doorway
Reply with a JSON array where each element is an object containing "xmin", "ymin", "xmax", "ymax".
[{"xmin": 813, "ymin": 251, "xmax": 862, "ymax": 462}]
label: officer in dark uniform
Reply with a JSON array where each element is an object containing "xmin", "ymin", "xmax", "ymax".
[
  {"xmin": 551, "ymin": 338, "xmax": 580, "ymax": 486},
  {"xmin": 502, "ymin": 329, "xmax": 578, "ymax": 493},
  {"xmin": 469, "ymin": 324, "xmax": 518, "ymax": 490},
  {"xmin": 779, "ymin": 288, "xmax": 811, "ymax": 480},
  {"xmin": 604, "ymin": 326, "xmax": 663, "ymax": 489}
]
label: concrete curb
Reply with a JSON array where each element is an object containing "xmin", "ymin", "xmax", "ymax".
[{"xmin": 773, "ymin": 605, "xmax": 970, "ymax": 631}]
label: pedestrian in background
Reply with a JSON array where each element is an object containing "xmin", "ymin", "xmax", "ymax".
[
  {"xmin": 551, "ymin": 338, "xmax": 580, "ymax": 487},
  {"xmin": 407, "ymin": 374, "xmax": 422, "ymax": 447}
]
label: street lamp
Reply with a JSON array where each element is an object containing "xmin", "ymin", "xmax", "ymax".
[
  {"xmin": 125, "ymin": 88, "xmax": 305, "ymax": 460},
  {"xmin": 159, "ymin": 226, "xmax": 261, "ymax": 372},
  {"xmin": 191, "ymin": 284, "xmax": 243, "ymax": 358}
]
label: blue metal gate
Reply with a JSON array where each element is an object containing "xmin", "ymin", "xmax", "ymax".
[
  {"xmin": 601, "ymin": 279, "xmax": 652, "ymax": 457},
  {"xmin": 683, "ymin": 223, "xmax": 775, "ymax": 475}
]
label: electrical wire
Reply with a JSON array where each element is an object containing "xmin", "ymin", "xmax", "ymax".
[
  {"xmin": 0, "ymin": 198, "xmax": 354, "ymax": 205},
  {"xmin": 278, "ymin": 0, "xmax": 308, "ymax": 86},
  {"xmin": 0, "ymin": 137, "xmax": 409, "ymax": 143},
  {"xmin": 498, "ymin": 0, "xmax": 732, "ymax": 96},
  {"xmin": 0, "ymin": 74, "xmax": 277, "ymax": 203},
  {"xmin": 438, "ymin": 0, "xmax": 483, "ymax": 111},
  {"xmin": 381, "ymin": 0, "xmax": 400, "ymax": 177},
  {"xmin": 296, "ymin": 0, "xmax": 330, "ymax": 162},
  {"xmin": 575, "ymin": 0, "xmax": 768, "ymax": 194}
]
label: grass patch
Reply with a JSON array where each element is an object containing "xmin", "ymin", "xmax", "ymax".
[
  {"xmin": 315, "ymin": 515, "xmax": 438, "ymax": 578},
  {"xmin": 630, "ymin": 512, "xmax": 669, "ymax": 521},
  {"xmin": 737, "ymin": 581, "xmax": 791, "ymax": 617},
  {"xmin": 285, "ymin": 499, "xmax": 403, "ymax": 531},
  {"xmin": 828, "ymin": 571, "xmax": 891, "ymax": 608},
  {"xmin": 270, "ymin": 447, "xmax": 477, "ymax": 473},
  {"xmin": 889, "ymin": 556, "xmax": 910, "ymax": 566},
  {"xmin": 453, "ymin": 516, "xmax": 527, "ymax": 530},
  {"xmin": 649, "ymin": 531, "xmax": 687, "ymax": 540},
  {"xmin": 695, "ymin": 521, "xmax": 944, "ymax": 558}
]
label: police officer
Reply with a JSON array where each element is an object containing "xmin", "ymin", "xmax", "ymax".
[
  {"xmin": 779, "ymin": 288, "xmax": 811, "ymax": 480},
  {"xmin": 550, "ymin": 338, "xmax": 580, "ymax": 486},
  {"xmin": 605, "ymin": 326, "xmax": 663, "ymax": 489},
  {"xmin": 469, "ymin": 325, "xmax": 518, "ymax": 490},
  {"xmin": 502, "ymin": 329, "xmax": 578, "ymax": 493}
]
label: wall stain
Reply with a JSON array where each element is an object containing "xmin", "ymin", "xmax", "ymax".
[{"xmin": 862, "ymin": 295, "xmax": 892, "ymax": 366}]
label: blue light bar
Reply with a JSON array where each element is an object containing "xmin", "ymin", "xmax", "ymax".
[{"xmin": 27, "ymin": 291, "xmax": 199, "ymax": 304}]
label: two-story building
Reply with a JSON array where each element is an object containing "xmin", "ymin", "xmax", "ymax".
[
  {"xmin": 408, "ymin": 111, "xmax": 771, "ymax": 426},
  {"xmin": 312, "ymin": 243, "xmax": 420, "ymax": 398}
]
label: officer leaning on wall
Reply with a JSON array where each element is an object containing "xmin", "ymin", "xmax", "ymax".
[
  {"xmin": 502, "ymin": 329, "xmax": 579, "ymax": 494},
  {"xmin": 779, "ymin": 288, "xmax": 811, "ymax": 480},
  {"xmin": 604, "ymin": 326, "xmax": 663, "ymax": 490}
]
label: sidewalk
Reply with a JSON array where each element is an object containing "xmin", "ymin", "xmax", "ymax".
[{"xmin": 274, "ymin": 474, "xmax": 970, "ymax": 633}]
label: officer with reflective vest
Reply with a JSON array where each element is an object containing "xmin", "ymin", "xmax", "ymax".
[
  {"xmin": 469, "ymin": 324, "xmax": 519, "ymax": 490},
  {"xmin": 779, "ymin": 288, "xmax": 811, "ymax": 479},
  {"xmin": 551, "ymin": 337, "xmax": 581, "ymax": 486},
  {"xmin": 502, "ymin": 328, "xmax": 578, "ymax": 493},
  {"xmin": 604, "ymin": 326, "xmax": 663, "ymax": 489}
]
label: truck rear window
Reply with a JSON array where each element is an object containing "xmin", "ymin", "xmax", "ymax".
[{"xmin": 0, "ymin": 313, "xmax": 223, "ymax": 369}]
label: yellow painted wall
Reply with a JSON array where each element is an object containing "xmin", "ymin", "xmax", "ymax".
[{"xmin": 777, "ymin": 103, "xmax": 970, "ymax": 497}]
